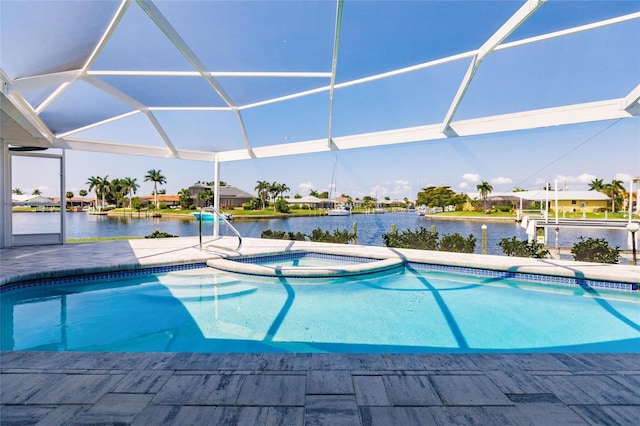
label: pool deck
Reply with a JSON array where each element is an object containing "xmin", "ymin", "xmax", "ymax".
[{"xmin": 1, "ymin": 237, "xmax": 639, "ymax": 425}]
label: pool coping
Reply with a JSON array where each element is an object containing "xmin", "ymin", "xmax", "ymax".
[{"xmin": 1, "ymin": 236, "xmax": 638, "ymax": 289}]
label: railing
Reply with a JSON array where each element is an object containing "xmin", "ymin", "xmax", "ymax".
[{"xmin": 197, "ymin": 207, "xmax": 242, "ymax": 252}]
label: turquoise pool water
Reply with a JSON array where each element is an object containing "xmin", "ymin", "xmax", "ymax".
[
  {"xmin": 247, "ymin": 252, "xmax": 370, "ymax": 268},
  {"xmin": 2, "ymin": 265, "xmax": 638, "ymax": 353}
]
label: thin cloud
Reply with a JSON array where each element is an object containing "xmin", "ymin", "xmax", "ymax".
[
  {"xmin": 462, "ymin": 173, "xmax": 479, "ymax": 183},
  {"xmin": 490, "ymin": 177, "xmax": 512, "ymax": 185},
  {"xmin": 615, "ymin": 173, "xmax": 633, "ymax": 182},
  {"xmin": 298, "ymin": 182, "xmax": 315, "ymax": 194},
  {"xmin": 555, "ymin": 173, "xmax": 595, "ymax": 184}
]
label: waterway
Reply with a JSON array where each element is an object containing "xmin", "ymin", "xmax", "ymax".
[{"xmin": 12, "ymin": 211, "xmax": 632, "ymax": 257}]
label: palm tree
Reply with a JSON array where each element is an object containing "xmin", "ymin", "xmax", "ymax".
[
  {"xmin": 196, "ymin": 190, "xmax": 211, "ymax": 207},
  {"xmin": 122, "ymin": 177, "xmax": 139, "ymax": 216},
  {"xmin": 144, "ymin": 169, "xmax": 167, "ymax": 209},
  {"xmin": 178, "ymin": 188, "xmax": 192, "ymax": 209},
  {"xmin": 86, "ymin": 176, "xmax": 104, "ymax": 208},
  {"xmin": 12, "ymin": 188, "xmax": 23, "ymax": 195},
  {"xmin": 268, "ymin": 182, "xmax": 290, "ymax": 211},
  {"xmin": 79, "ymin": 189, "xmax": 88, "ymax": 208},
  {"xmin": 65, "ymin": 191, "xmax": 74, "ymax": 209},
  {"xmin": 603, "ymin": 179, "xmax": 625, "ymax": 212},
  {"xmin": 255, "ymin": 180, "xmax": 269, "ymax": 210},
  {"xmin": 97, "ymin": 176, "xmax": 110, "ymax": 208},
  {"xmin": 32, "ymin": 188, "xmax": 42, "ymax": 196},
  {"xmin": 588, "ymin": 178, "xmax": 605, "ymax": 192},
  {"xmin": 476, "ymin": 180, "xmax": 493, "ymax": 213},
  {"xmin": 86, "ymin": 175, "xmax": 110, "ymax": 209}
]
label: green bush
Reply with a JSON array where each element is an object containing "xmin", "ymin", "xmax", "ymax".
[
  {"xmin": 498, "ymin": 237, "xmax": 549, "ymax": 258},
  {"xmin": 260, "ymin": 227, "xmax": 355, "ymax": 244},
  {"xmin": 158, "ymin": 203, "xmax": 167, "ymax": 210},
  {"xmin": 309, "ymin": 228, "xmax": 356, "ymax": 244},
  {"xmin": 145, "ymin": 230, "xmax": 178, "ymax": 239},
  {"xmin": 383, "ymin": 228, "xmax": 478, "ymax": 253},
  {"xmin": 440, "ymin": 233, "xmax": 476, "ymax": 253},
  {"xmin": 275, "ymin": 198, "xmax": 290, "ymax": 213},
  {"xmin": 260, "ymin": 229, "xmax": 306, "ymax": 240},
  {"xmin": 571, "ymin": 237, "xmax": 620, "ymax": 263},
  {"xmin": 382, "ymin": 227, "xmax": 439, "ymax": 250}
]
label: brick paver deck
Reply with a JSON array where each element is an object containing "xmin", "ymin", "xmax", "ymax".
[{"xmin": 1, "ymin": 237, "xmax": 638, "ymax": 424}]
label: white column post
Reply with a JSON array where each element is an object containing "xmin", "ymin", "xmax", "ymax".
[
  {"xmin": 0, "ymin": 139, "xmax": 7, "ymax": 248},
  {"xmin": 554, "ymin": 179, "xmax": 558, "ymax": 224},
  {"xmin": 629, "ymin": 179, "xmax": 633, "ymax": 224},
  {"xmin": 61, "ymin": 150, "xmax": 66, "ymax": 244},
  {"xmin": 213, "ymin": 154, "xmax": 220, "ymax": 238},
  {"xmin": 636, "ymin": 177, "xmax": 640, "ymax": 215}
]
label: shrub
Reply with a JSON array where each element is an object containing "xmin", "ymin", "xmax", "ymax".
[
  {"xmin": 309, "ymin": 228, "xmax": 356, "ymax": 244},
  {"xmin": 145, "ymin": 230, "xmax": 178, "ymax": 239},
  {"xmin": 158, "ymin": 202, "xmax": 167, "ymax": 210},
  {"xmin": 571, "ymin": 237, "xmax": 620, "ymax": 264},
  {"xmin": 260, "ymin": 227, "xmax": 355, "ymax": 244},
  {"xmin": 440, "ymin": 233, "xmax": 476, "ymax": 253},
  {"xmin": 260, "ymin": 229, "xmax": 306, "ymax": 240},
  {"xmin": 275, "ymin": 198, "xmax": 290, "ymax": 213},
  {"xmin": 382, "ymin": 227, "xmax": 439, "ymax": 250},
  {"xmin": 498, "ymin": 237, "xmax": 549, "ymax": 258}
]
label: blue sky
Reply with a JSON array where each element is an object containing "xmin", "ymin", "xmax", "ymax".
[{"xmin": 4, "ymin": 0, "xmax": 639, "ymax": 200}]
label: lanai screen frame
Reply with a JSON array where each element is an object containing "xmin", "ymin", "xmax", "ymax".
[{"xmin": 1, "ymin": 0, "xmax": 639, "ymax": 245}]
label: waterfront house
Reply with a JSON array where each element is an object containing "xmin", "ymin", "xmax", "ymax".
[
  {"xmin": 138, "ymin": 194, "xmax": 181, "ymax": 208},
  {"xmin": 466, "ymin": 190, "xmax": 610, "ymax": 213},
  {"xmin": 188, "ymin": 184, "xmax": 255, "ymax": 208}
]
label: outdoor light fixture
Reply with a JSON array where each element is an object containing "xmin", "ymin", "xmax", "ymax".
[{"xmin": 626, "ymin": 222, "xmax": 639, "ymax": 265}]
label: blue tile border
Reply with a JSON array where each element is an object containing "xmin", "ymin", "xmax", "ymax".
[
  {"xmin": 234, "ymin": 251, "xmax": 376, "ymax": 265},
  {"xmin": 0, "ymin": 263, "xmax": 207, "ymax": 294},
  {"xmin": 407, "ymin": 262, "xmax": 638, "ymax": 292},
  {"xmin": 2, "ymin": 255, "xmax": 636, "ymax": 294}
]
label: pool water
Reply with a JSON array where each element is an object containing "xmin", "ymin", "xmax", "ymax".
[
  {"xmin": 253, "ymin": 256, "xmax": 367, "ymax": 268},
  {"xmin": 2, "ymin": 266, "xmax": 638, "ymax": 353}
]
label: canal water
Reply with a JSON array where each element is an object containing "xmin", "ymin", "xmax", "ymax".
[{"xmin": 12, "ymin": 211, "xmax": 631, "ymax": 257}]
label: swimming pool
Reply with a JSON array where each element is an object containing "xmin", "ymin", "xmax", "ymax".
[{"xmin": 2, "ymin": 260, "xmax": 638, "ymax": 353}]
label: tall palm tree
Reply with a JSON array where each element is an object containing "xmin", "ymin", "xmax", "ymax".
[
  {"xmin": 96, "ymin": 176, "xmax": 110, "ymax": 208},
  {"xmin": 254, "ymin": 180, "xmax": 269, "ymax": 210},
  {"xmin": 268, "ymin": 182, "xmax": 280, "ymax": 212},
  {"xmin": 269, "ymin": 182, "xmax": 290, "ymax": 211},
  {"xmin": 476, "ymin": 180, "xmax": 493, "ymax": 213},
  {"xmin": 31, "ymin": 188, "xmax": 42, "ymax": 196},
  {"xmin": 196, "ymin": 190, "xmax": 212, "ymax": 207},
  {"xmin": 12, "ymin": 188, "xmax": 23, "ymax": 195},
  {"xmin": 79, "ymin": 189, "xmax": 88, "ymax": 208},
  {"xmin": 603, "ymin": 179, "xmax": 625, "ymax": 212},
  {"xmin": 588, "ymin": 178, "xmax": 605, "ymax": 192},
  {"xmin": 86, "ymin": 176, "xmax": 105, "ymax": 208},
  {"xmin": 144, "ymin": 169, "xmax": 167, "ymax": 209},
  {"xmin": 178, "ymin": 188, "xmax": 192, "ymax": 209},
  {"xmin": 122, "ymin": 177, "xmax": 139, "ymax": 216},
  {"xmin": 65, "ymin": 191, "xmax": 74, "ymax": 209}
]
